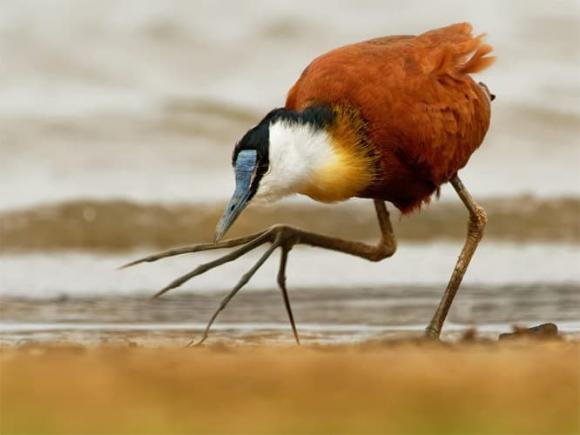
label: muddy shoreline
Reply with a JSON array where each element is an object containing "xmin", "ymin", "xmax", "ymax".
[
  {"xmin": 2, "ymin": 284, "xmax": 578, "ymax": 346},
  {"xmin": 1, "ymin": 196, "xmax": 578, "ymax": 252}
]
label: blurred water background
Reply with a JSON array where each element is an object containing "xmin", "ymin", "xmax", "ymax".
[{"xmin": 1, "ymin": 0, "xmax": 579, "ymax": 344}]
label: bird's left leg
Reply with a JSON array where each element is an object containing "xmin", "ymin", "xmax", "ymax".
[
  {"xmin": 425, "ymin": 174, "xmax": 487, "ymax": 338},
  {"xmin": 123, "ymin": 200, "xmax": 396, "ymax": 344},
  {"xmin": 190, "ymin": 201, "xmax": 397, "ymax": 345},
  {"xmin": 276, "ymin": 244, "xmax": 300, "ymax": 344}
]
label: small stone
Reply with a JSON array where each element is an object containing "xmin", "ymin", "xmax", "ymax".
[{"xmin": 499, "ymin": 322, "xmax": 560, "ymax": 341}]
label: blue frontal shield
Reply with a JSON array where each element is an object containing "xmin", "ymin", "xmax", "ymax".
[{"xmin": 214, "ymin": 150, "xmax": 258, "ymax": 241}]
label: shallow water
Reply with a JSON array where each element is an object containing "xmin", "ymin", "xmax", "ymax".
[
  {"xmin": 2, "ymin": 284, "xmax": 579, "ymax": 346},
  {"xmin": 2, "ymin": 244, "xmax": 579, "ymax": 345},
  {"xmin": 1, "ymin": 243, "xmax": 579, "ymax": 297}
]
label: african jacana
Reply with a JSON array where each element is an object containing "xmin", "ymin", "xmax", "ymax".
[{"xmin": 125, "ymin": 22, "xmax": 495, "ymax": 345}]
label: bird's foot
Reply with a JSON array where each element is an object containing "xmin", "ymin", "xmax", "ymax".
[
  {"xmin": 121, "ymin": 225, "xmax": 302, "ymax": 346},
  {"xmin": 424, "ymin": 326, "xmax": 441, "ymax": 340}
]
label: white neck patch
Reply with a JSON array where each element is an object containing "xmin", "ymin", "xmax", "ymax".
[{"xmin": 252, "ymin": 120, "xmax": 337, "ymax": 203}]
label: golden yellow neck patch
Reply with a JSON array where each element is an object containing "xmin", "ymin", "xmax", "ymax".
[{"xmin": 299, "ymin": 106, "xmax": 376, "ymax": 203}]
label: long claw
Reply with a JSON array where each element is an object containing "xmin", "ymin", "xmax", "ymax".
[
  {"xmin": 191, "ymin": 240, "xmax": 281, "ymax": 346},
  {"xmin": 119, "ymin": 231, "xmax": 267, "ymax": 269},
  {"xmin": 277, "ymin": 246, "xmax": 300, "ymax": 345},
  {"xmin": 152, "ymin": 232, "xmax": 271, "ymax": 299}
]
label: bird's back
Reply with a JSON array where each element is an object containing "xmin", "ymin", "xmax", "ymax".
[{"xmin": 286, "ymin": 23, "xmax": 495, "ymax": 212}]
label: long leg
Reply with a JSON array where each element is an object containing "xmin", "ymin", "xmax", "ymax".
[
  {"xmin": 277, "ymin": 244, "xmax": 300, "ymax": 344},
  {"xmin": 124, "ymin": 200, "xmax": 397, "ymax": 290},
  {"xmin": 124, "ymin": 200, "xmax": 397, "ymax": 344},
  {"xmin": 125, "ymin": 201, "xmax": 396, "ymax": 267},
  {"xmin": 294, "ymin": 200, "xmax": 397, "ymax": 261},
  {"xmin": 425, "ymin": 174, "xmax": 487, "ymax": 338},
  {"xmin": 152, "ymin": 231, "xmax": 271, "ymax": 298},
  {"xmin": 191, "ymin": 239, "xmax": 282, "ymax": 346}
]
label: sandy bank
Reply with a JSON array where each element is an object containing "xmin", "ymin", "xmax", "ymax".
[
  {"xmin": 1, "ymin": 196, "xmax": 578, "ymax": 252},
  {"xmin": 1, "ymin": 340, "xmax": 578, "ymax": 434}
]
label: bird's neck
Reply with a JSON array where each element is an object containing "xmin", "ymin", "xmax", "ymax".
[{"xmin": 267, "ymin": 107, "xmax": 377, "ymax": 203}]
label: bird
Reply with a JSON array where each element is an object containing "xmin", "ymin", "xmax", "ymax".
[{"xmin": 123, "ymin": 22, "xmax": 495, "ymax": 345}]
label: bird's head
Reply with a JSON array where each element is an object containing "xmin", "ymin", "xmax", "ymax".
[
  {"xmin": 215, "ymin": 106, "xmax": 375, "ymax": 241},
  {"xmin": 213, "ymin": 112, "xmax": 271, "ymax": 242}
]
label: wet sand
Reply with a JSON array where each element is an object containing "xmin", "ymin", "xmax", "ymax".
[
  {"xmin": 1, "ymin": 340, "xmax": 578, "ymax": 434},
  {"xmin": 2, "ymin": 284, "xmax": 579, "ymax": 346}
]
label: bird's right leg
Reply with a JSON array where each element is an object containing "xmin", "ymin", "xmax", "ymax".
[{"xmin": 425, "ymin": 175, "xmax": 487, "ymax": 338}]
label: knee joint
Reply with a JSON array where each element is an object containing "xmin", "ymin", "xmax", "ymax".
[
  {"xmin": 269, "ymin": 224, "xmax": 299, "ymax": 245},
  {"xmin": 370, "ymin": 240, "xmax": 397, "ymax": 262},
  {"xmin": 470, "ymin": 206, "xmax": 487, "ymax": 232}
]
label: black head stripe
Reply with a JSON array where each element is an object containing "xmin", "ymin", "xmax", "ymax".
[
  {"xmin": 233, "ymin": 105, "xmax": 335, "ymax": 162},
  {"xmin": 233, "ymin": 123, "xmax": 268, "ymax": 164},
  {"xmin": 262, "ymin": 106, "xmax": 335, "ymax": 130}
]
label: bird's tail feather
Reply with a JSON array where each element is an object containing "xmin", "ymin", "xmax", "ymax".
[
  {"xmin": 459, "ymin": 39, "xmax": 495, "ymax": 74},
  {"xmin": 422, "ymin": 23, "xmax": 496, "ymax": 78}
]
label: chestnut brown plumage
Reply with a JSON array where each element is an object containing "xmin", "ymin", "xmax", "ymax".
[{"xmin": 124, "ymin": 23, "xmax": 495, "ymax": 345}]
